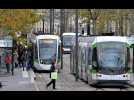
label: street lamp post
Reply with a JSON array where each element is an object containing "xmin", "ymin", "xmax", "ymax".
[
  {"xmin": 42, "ymin": 18, "xmax": 45, "ymax": 33},
  {"xmin": 60, "ymin": 9, "xmax": 64, "ymax": 69},
  {"xmin": 50, "ymin": 9, "xmax": 52, "ymax": 34},
  {"xmin": 50, "ymin": 9, "xmax": 54, "ymax": 34},
  {"xmin": 52, "ymin": 9, "xmax": 54, "ymax": 34},
  {"xmin": 75, "ymin": 9, "xmax": 79, "ymax": 81}
]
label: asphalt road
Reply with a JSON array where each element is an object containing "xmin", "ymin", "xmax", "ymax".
[{"xmin": 31, "ymin": 54, "xmax": 134, "ymax": 91}]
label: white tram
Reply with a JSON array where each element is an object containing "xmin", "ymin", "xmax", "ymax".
[{"xmin": 30, "ymin": 33, "xmax": 62, "ymax": 73}]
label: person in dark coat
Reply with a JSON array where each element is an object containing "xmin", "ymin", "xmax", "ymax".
[
  {"xmin": 5, "ymin": 52, "xmax": 11, "ymax": 73},
  {"xmin": 46, "ymin": 60, "xmax": 56, "ymax": 89}
]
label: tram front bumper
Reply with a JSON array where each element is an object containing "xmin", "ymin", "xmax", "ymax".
[
  {"xmin": 33, "ymin": 63, "xmax": 52, "ymax": 73},
  {"xmin": 92, "ymin": 73, "xmax": 131, "ymax": 81}
]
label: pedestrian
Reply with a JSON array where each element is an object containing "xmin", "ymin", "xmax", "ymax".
[
  {"xmin": 22, "ymin": 50, "xmax": 26, "ymax": 71},
  {"xmin": 27, "ymin": 49, "xmax": 32, "ymax": 70},
  {"xmin": 18, "ymin": 46, "xmax": 23, "ymax": 68},
  {"xmin": 46, "ymin": 60, "xmax": 57, "ymax": 89},
  {"xmin": 25, "ymin": 49, "xmax": 29, "ymax": 71},
  {"xmin": 14, "ymin": 50, "xmax": 18, "ymax": 68},
  {"xmin": 5, "ymin": 52, "xmax": 11, "ymax": 73}
]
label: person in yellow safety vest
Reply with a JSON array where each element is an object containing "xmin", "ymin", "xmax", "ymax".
[{"xmin": 46, "ymin": 60, "xmax": 57, "ymax": 89}]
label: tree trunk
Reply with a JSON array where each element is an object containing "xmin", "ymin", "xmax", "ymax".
[
  {"xmin": 119, "ymin": 16, "xmax": 123, "ymax": 36},
  {"xmin": 123, "ymin": 16, "xmax": 127, "ymax": 36},
  {"xmin": 93, "ymin": 19, "xmax": 96, "ymax": 35},
  {"xmin": 115, "ymin": 20, "xmax": 119, "ymax": 36}
]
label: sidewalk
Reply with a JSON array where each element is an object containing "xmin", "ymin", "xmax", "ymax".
[{"xmin": 0, "ymin": 68, "xmax": 36, "ymax": 91}]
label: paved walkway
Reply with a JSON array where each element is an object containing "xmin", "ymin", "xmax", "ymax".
[{"xmin": 0, "ymin": 68, "xmax": 35, "ymax": 91}]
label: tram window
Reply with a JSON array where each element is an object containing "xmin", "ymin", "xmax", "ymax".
[
  {"xmin": 33, "ymin": 45, "xmax": 35, "ymax": 59},
  {"xmin": 35, "ymin": 45, "xmax": 38, "ymax": 59},
  {"xmin": 80, "ymin": 49, "xmax": 82, "ymax": 67},
  {"xmin": 88, "ymin": 48, "xmax": 92, "ymax": 65},
  {"xmin": 58, "ymin": 45, "xmax": 61, "ymax": 59},
  {"xmin": 127, "ymin": 48, "xmax": 130, "ymax": 66},
  {"xmin": 92, "ymin": 48, "xmax": 97, "ymax": 67},
  {"xmin": 78, "ymin": 47, "xmax": 82, "ymax": 66},
  {"xmin": 81, "ymin": 48, "xmax": 86, "ymax": 67}
]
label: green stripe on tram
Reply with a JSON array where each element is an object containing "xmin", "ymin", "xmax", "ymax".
[
  {"xmin": 128, "ymin": 68, "xmax": 133, "ymax": 73},
  {"xmin": 34, "ymin": 59, "xmax": 38, "ymax": 63},
  {"xmin": 126, "ymin": 43, "xmax": 131, "ymax": 48},
  {"xmin": 91, "ymin": 42, "xmax": 96, "ymax": 48},
  {"xmin": 89, "ymin": 69, "xmax": 97, "ymax": 74}
]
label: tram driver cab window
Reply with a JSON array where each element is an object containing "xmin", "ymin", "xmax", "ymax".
[
  {"xmin": 34, "ymin": 45, "xmax": 38, "ymax": 59},
  {"xmin": 126, "ymin": 47, "xmax": 130, "ymax": 71},
  {"xmin": 92, "ymin": 47, "xmax": 97, "ymax": 69}
]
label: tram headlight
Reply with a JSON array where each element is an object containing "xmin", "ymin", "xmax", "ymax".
[{"xmin": 123, "ymin": 74, "xmax": 128, "ymax": 77}]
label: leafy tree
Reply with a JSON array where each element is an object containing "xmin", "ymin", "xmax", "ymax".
[
  {"xmin": 79, "ymin": 9, "xmax": 133, "ymax": 36},
  {"xmin": 0, "ymin": 9, "xmax": 41, "ymax": 38}
]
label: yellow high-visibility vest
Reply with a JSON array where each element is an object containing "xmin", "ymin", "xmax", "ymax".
[{"xmin": 51, "ymin": 71, "xmax": 58, "ymax": 80}]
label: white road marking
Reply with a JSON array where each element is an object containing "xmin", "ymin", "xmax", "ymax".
[
  {"xmin": 29, "ymin": 70, "xmax": 39, "ymax": 91},
  {"xmin": 22, "ymin": 70, "xmax": 29, "ymax": 78}
]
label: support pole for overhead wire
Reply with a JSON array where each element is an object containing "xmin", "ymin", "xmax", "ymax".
[
  {"xmin": 50, "ymin": 9, "xmax": 54, "ymax": 34},
  {"xmin": 75, "ymin": 9, "xmax": 79, "ymax": 81},
  {"xmin": 50, "ymin": 9, "xmax": 53, "ymax": 34},
  {"xmin": 60, "ymin": 9, "xmax": 65, "ymax": 69},
  {"xmin": 42, "ymin": 18, "xmax": 45, "ymax": 33},
  {"xmin": 52, "ymin": 9, "xmax": 54, "ymax": 34}
]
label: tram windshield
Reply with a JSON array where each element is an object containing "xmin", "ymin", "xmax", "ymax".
[
  {"xmin": 39, "ymin": 39, "xmax": 57, "ymax": 64},
  {"xmin": 63, "ymin": 35, "xmax": 75, "ymax": 47},
  {"xmin": 97, "ymin": 42, "xmax": 127, "ymax": 70}
]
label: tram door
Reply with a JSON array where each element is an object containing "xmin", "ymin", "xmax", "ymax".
[
  {"xmin": 128, "ymin": 36, "xmax": 134, "ymax": 73},
  {"xmin": 129, "ymin": 44, "xmax": 134, "ymax": 73}
]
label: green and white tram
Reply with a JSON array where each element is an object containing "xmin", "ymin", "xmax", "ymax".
[
  {"xmin": 71, "ymin": 36, "xmax": 133, "ymax": 85},
  {"xmin": 89, "ymin": 36, "xmax": 133, "ymax": 85},
  {"xmin": 30, "ymin": 34, "xmax": 62, "ymax": 73}
]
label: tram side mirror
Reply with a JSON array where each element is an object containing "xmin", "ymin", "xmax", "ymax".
[
  {"xmin": 92, "ymin": 65, "xmax": 97, "ymax": 69},
  {"xmin": 92, "ymin": 62, "xmax": 97, "ymax": 69}
]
